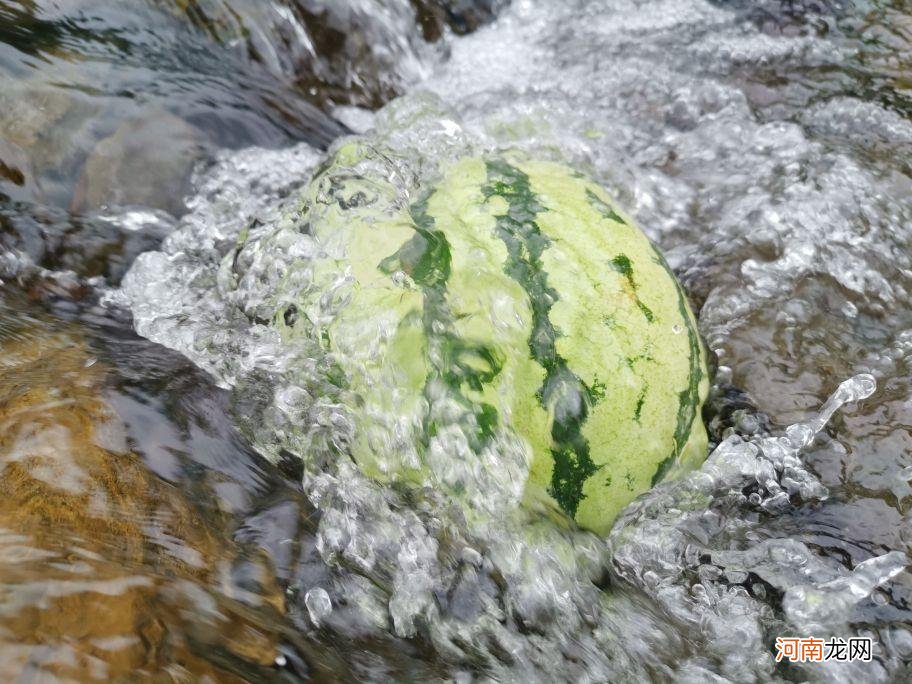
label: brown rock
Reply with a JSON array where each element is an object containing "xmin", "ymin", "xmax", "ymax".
[{"xmin": 0, "ymin": 310, "xmax": 284, "ymax": 680}]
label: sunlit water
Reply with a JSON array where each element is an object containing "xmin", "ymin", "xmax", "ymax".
[{"xmin": 3, "ymin": 0, "xmax": 912, "ymax": 681}]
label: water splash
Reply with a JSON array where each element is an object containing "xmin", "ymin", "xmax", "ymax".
[
  {"xmin": 610, "ymin": 373, "xmax": 898, "ymax": 681},
  {"xmin": 112, "ymin": 0, "xmax": 912, "ymax": 679}
]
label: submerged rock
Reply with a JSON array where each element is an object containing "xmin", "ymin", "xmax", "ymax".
[
  {"xmin": 0, "ymin": 1, "xmax": 348, "ymax": 209},
  {"xmin": 0, "ymin": 300, "xmax": 290, "ymax": 680},
  {"xmin": 158, "ymin": 0, "xmax": 506, "ymax": 108},
  {"xmin": 71, "ymin": 111, "xmax": 205, "ymax": 215}
]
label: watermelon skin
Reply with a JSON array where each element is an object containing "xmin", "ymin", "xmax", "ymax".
[{"xmin": 273, "ymin": 144, "xmax": 709, "ymax": 535}]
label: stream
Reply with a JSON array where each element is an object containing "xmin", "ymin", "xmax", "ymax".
[{"xmin": 1, "ymin": 0, "xmax": 911, "ymax": 681}]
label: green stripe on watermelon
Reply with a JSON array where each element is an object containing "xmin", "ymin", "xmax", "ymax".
[
  {"xmin": 297, "ymin": 141, "xmax": 431, "ymax": 480},
  {"xmin": 513, "ymin": 158, "xmax": 708, "ymax": 533},
  {"xmin": 481, "ymin": 159, "xmax": 600, "ymax": 519},
  {"xmin": 648, "ymin": 248, "xmax": 708, "ymax": 482},
  {"xmin": 383, "ymin": 156, "xmax": 549, "ymax": 507}
]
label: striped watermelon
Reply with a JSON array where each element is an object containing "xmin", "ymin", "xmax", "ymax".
[{"xmin": 272, "ymin": 144, "xmax": 709, "ymax": 535}]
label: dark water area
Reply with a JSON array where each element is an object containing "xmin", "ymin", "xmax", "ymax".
[{"xmin": 0, "ymin": 0, "xmax": 500, "ymax": 213}]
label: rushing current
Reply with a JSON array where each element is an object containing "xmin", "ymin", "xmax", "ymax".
[{"xmin": 4, "ymin": 0, "xmax": 912, "ymax": 681}]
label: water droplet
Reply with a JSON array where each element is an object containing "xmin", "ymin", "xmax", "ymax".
[{"xmin": 304, "ymin": 587, "xmax": 332, "ymax": 627}]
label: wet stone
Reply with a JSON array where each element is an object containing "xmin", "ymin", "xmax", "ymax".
[
  {"xmin": 0, "ymin": 292, "xmax": 333, "ymax": 680},
  {"xmin": 71, "ymin": 112, "xmax": 206, "ymax": 215}
]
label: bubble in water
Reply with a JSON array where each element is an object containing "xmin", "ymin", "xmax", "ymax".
[{"xmin": 304, "ymin": 587, "xmax": 333, "ymax": 627}]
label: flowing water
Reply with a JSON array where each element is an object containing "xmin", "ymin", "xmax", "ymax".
[{"xmin": 2, "ymin": 0, "xmax": 911, "ymax": 681}]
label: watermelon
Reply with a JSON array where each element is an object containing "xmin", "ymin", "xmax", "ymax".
[{"xmin": 258, "ymin": 142, "xmax": 709, "ymax": 535}]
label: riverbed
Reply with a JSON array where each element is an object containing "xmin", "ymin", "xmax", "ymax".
[{"xmin": 1, "ymin": 1, "xmax": 910, "ymax": 681}]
